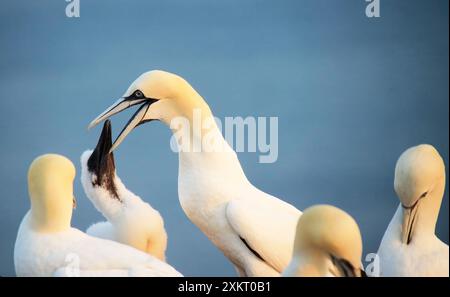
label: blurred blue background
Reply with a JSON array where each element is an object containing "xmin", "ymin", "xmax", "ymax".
[{"xmin": 0, "ymin": 0, "xmax": 448, "ymax": 276}]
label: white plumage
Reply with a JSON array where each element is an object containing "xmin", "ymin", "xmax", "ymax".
[
  {"xmin": 377, "ymin": 206, "xmax": 449, "ymax": 276},
  {"xmin": 81, "ymin": 150, "xmax": 168, "ymax": 261},
  {"xmin": 177, "ymin": 145, "xmax": 302, "ymax": 276},
  {"xmin": 14, "ymin": 212, "xmax": 181, "ymax": 277},
  {"xmin": 80, "ymin": 120, "xmax": 167, "ymax": 261}
]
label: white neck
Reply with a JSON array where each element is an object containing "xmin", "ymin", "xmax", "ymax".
[
  {"xmin": 176, "ymin": 116, "xmax": 249, "ymax": 184},
  {"xmin": 166, "ymin": 105, "xmax": 251, "ymax": 222},
  {"xmin": 80, "ymin": 151, "xmax": 141, "ymax": 221},
  {"xmin": 284, "ymin": 250, "xmax": 329, "ymax": 277}
]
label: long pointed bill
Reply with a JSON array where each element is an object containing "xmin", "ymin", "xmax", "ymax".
[
  {"xmin": 88, "ymin": 97, "xmax": 147, "ymax": 130},
  {"xmin": 401, "ymin": 199, "xmax": 420, "ymax": 244},
  {"xmin": 110, "ymin": 102, "xmax": 152, "ymax": 152}
]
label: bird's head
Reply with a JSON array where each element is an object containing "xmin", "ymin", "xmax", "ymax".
[
  {"xmin": 88, "ymin": 70, "xmax": 208, "ymax": 151},
  {"xmin": 394, "ymin": 144, "xmax": 445, "ymax": 244},
  {"xmin": 28, "ymin": 154, "xmax": 76, "ymax": 232},
  {"xmin": 293, "ymin": 205, "xmax": 363, "ymax": 277}
]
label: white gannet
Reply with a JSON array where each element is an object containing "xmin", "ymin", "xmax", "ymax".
[
  {"xmin": 81, "ymin": 120, "xmax": 167, "ymax": 261},
  {"xmin": 88, "ymin": 70, "xmax": 302, "ymax": 276},
  {"xmin": 282, "ymin": 205, "xmax": 364, "ymax": 277},
  {"xmin": 14, "ymin": 153, "xmax": 182, "ymax": 277},
  {"xmin": 377, "ymin": 144, "xmax": 449, "ymax": 277}
]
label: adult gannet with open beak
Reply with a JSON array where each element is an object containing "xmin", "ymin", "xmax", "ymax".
[
  {"xmin": 81, "ymin": 120, "xmax": 168, "ymax": 261},
  {"xmin": 88, "ymin": 70, "xmax": 302, "ymax": 276},
  {"xmin": 282, "ymin": 205, "xmax": 364, "ymax": 277},
  {"xmin": 14, "ymin": 154, "xmax": 182, "ymax": 277},
  {"xmin": 377, "ymin": 144, "xmax": 449, "ymax": 276}
]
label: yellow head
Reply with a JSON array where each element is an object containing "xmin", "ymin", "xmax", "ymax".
[
  {"xmin": 28, "ymin": 154, "xmax": 76, "ymax": 232},
  {"xmin": 293, "ymin": 205, "xmax": 363, "ymax": 276},
  {"xmin": 88, "ymin": 70, "xmax": 211, "ymax": 151},
  {"xmin": 394, "ymin": 144, "xmax": 445, "ymax": 208},
  {"xmin": 124, "ymin": 70, "xmax": 191, "ymax": 103},
  {"xmin": 394, "ymin": 144, "xmax": 446, "ymax": 244}
]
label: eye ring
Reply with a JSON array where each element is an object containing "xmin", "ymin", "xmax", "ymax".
[{"xmin": 134, "ymin": 90, "xmax": 144, "ymax": 98}]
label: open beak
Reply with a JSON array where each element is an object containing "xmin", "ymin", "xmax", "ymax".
[
  {"xmin": 88, "ymin": 97, "xmax": 147, "ymax": 130},
  {"xmin": 401, "ymin": 199, "xmax": 421, "ymax": 244},
  {"xmin": 87, "ymin": 119, "xmax": 119, "ymax": 199},
  {"xmin": 88, "ymin": 97, "xmax": 157, "ymax": 152}
]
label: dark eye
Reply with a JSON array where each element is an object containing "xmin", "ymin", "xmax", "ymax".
[
  {"xmin": 134, "ymin": 90, "xmax": 144, "ymax": 98},
  {"xmin": 420, "ymin": 191, "xmax": 428, "ymax": 199}
]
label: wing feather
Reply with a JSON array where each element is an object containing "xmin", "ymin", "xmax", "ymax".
[{"xmin": 226, "ymin": 192, "xmax": 301, "ymax": 272}]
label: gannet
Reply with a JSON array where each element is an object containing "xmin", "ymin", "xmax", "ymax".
[
  {"xmin": 282, "ymin": 205, "xmax": 364, "ymax": 277},
  {"xmin": 81, "ymin": 120, "xmax": 167, "ymax": 261},
  {"xmin": 377, "ymin": 144, "xmax": 449, "ymax": 277},
  {"xmin": 14, "ymin": 154, "xmax": 182, "ymax": 277},
  {"xmin": 88, "ymin": 70, "xmax": 302, "ymax": 276}
]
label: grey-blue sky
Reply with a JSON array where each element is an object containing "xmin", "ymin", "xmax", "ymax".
[{"xmin": 0, "ymin": 0, "xmax": 448, "ymax": 276}]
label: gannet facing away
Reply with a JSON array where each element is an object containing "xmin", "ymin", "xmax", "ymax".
[
  {"xmin": 14, "ymin": 154, "xmax": 181, "ymax": 277},
  {"xmin": 81, "ymin": 120, "xmax": 167, "ymax": 261},
  {"xmin": 377, "ymin": 144, "xmax": 449, "ymax": 277},
  {"xmin": 282, "ymin": 205, "xmax": 364, "ymax": 277},
  {"xmin": 88, "ymin": 70, "xmax": 302, "ymax": 276}
]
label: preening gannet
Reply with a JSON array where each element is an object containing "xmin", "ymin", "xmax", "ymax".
[
  {"xmin": 81, "ymin": 120, "xmax": 167, "ymax": 261},
  {"xmin": 14, "ymin": 154, "xmax": 182, "ymax": 277},
  {"xmin": 377, "ymin": 144, "xmax": 449, "ymax": 277},
  {"xmin": 282, "ymin": 205, "xmax": 364, "ymax": 277},
  {"xmin": 89, "ymin": 70, "xmax": 302, "ymax": 276}
]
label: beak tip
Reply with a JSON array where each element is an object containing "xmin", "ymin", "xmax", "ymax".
[
  {"xmin": 87, "ymin": 121, "xmax": 97, "ymax": 130},
  {"xmin": 104, "ymin": 119, "xmax": 112, "ymax": 129}
]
